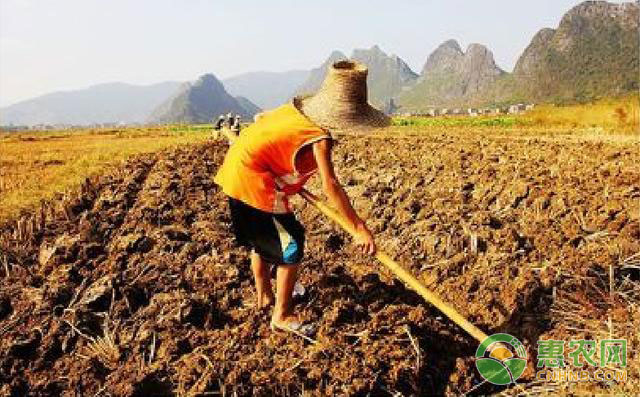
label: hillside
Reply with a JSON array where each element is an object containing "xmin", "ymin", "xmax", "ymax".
[
  {"xmin": 509, "ymin": 0, "xmax": 639, "ymax": 103},
  {"xmin": 148, "ymin": 74, "xmax": 259, "ymax": 124},
  {"xmin": 223, "ymin": 70, "xmax": 309, "ymax": 110},
  {"xmin": 398, "ymin": 40, "xmax": 505, "ymax": 109},
  {"xmin": 398, "ymin": 1, "xmax": 639, "ymax": 110},
  {"xmin": 0, "ymin": 82, "xmax": 181, "ymax": 126},
  {"xmin": 471, "ymin": 0, "xmax": 640, "ymax": 106}
]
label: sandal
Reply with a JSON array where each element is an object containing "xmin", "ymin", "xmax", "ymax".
[{"xmin": 270, "ymin": 320, "xmax": 317, "ymax": 342}]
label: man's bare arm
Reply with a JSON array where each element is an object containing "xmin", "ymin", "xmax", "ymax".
[{"xmin": 313, "ymin": 139, "xmax": 376, "ymax": 254}]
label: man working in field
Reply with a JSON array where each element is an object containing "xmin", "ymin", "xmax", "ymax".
[{"xmin": 215, "ymin": 60, "xmax": 389, "ymax": 334}]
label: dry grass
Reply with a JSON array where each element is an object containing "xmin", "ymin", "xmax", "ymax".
[
  {"xmin": 393, "ymin": 95, "xmax": 640, "ymax": 134},
  {"xmin": 521, "ymin": 95, "xmax": 640, "ymax": 133},
  {"xmin": 0, "ymin": 126, "xmax": 211, "ymax": 223},
  {"xmin": 84, "ymin": 327, "xmax": 120, "ymax": 370}
]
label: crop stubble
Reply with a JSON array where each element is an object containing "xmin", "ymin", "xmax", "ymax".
[{"xmin": 0, "ymin": 130, "xmax": 638, "ymax": 395}]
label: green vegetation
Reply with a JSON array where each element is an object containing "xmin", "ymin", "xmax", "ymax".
[
  {"xmin": 393, "ymin": 116, "xmax": 518, "ymax": 128},
  {"xmin": 167, "ymin": 124, "xmax": 214, "ymax": 133}
]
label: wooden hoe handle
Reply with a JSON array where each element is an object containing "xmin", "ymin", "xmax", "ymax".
[{"xmin": 299, "ymin": 188, "xmax": 491, "ymax": 344}]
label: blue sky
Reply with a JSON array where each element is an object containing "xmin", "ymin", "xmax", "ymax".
[{"xmin": 0, "ymin": 0, "xmax": 617, "ymax": 106}]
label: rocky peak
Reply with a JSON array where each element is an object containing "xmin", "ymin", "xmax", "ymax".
[
  {"xmin": 148, "ymin": 72, "xmax": 257, "ymax": 123},
  {"xmin": 532, "ymin": 28, "xmax": 557, "ymax": 44},
  {"xmin": 462, "ymin": 44, "xmax": 505, "ymax": 94},
  {"xmin": 440, "ymin": 39, "xmax": 463, "ymax": 53},
  {"xmin": 464, "ymin": 44, "xmax": 502, "ymax": 73},
  {"xmin": 350, "ymin": 45, "xmax": 419, "ymax": 105},
  {"xmin": 511, "ymin": 0, "xmax": 639, "ymax": 102},
  {"xmin": 351, "ymin": 45, "xmax": 417, "ymax": 80},
  {"xmin": 192, "ymin": 74, "xmax": 226, "ymax": 94},
  {"xmin": 421, "ymin": 40, "xmax": 502, "ymax": 78},
  {"xmin": 421, "ymin": 39, "xmax": 464, "ymax": 75},
  {"xmin": 513, "ymin": 29, "xmax": 556, "ymax": 76},
  {"xmin": 398, "ymin": 39, "xmax": 504, "ymax": 108},
  {"xmin": 515, "ymin": 0, "xmax": 639, "ymax": 75},
  {"xmin": 562, "ymin": 1, "xmax": 639, "ymax": 30},
  {"xmin": 554, "ymin": 1, "xmax": 639, "ymax": 51},
  {"xmin": 465, "ymin": 43, "xmax": 491, "ymax": 59},
  {"xmin": 187, "ymin": 74, "xmax": 230, "ymax": 105}
]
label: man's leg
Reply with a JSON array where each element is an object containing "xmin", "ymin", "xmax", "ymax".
[
  {"xmin": 272, "ymin": 263, "xmax": 298, "ymax": 325},
  {"xmin": 251, "ymin": 251, "xmax": 274, "ymax": 308}
]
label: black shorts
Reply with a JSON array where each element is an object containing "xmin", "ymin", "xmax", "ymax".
[{"xmin": 228, "ymin": 197, "xmax": 305, "ymax": 265}]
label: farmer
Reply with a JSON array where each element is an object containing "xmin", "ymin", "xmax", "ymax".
[
  {"xmin": 214, "ymin": 115, "xmax": 225, "ymax": 131},
  {"xmin": 231, "ymin": 114, "xmax": 242, "ymax": 133},
  {"xmin": 226, "ymin": 112, "xmax": 235, "ymax": 128},
  {"xmin": 212, "ymin": 115, "xmax": 225, "ymax": 139},
  {"xmin": 215, "ymin": 60, "xmax": 389, "ymax": 335}
]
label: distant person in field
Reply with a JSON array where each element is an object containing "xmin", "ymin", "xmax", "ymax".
[
  {"xmin": 214, "ymin": 115, "xmax": 225, "ymax": 131},
  {"xmin": 215, "ymin": 60, "xmax": 389, "ymax": 336},
  {"xmin": 231, "ymin": 114, "xmax": 242, "ymax": 133},
  {"xmin": 226, "ymin": 112, "xmax": 235, "ymax": 129}
]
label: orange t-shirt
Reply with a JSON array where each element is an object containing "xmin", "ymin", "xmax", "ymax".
[{"xmin": 214, "ymin": 103, "xmax": 331, "ymax": 213}]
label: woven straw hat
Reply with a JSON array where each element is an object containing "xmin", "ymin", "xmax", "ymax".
[{"xmin": 294, "ymin": 60, "xmax": 390, "ymax": 133}]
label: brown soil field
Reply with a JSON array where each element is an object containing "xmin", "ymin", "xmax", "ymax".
[{"xmin": 1, "ymin": 129, "xmax": 638, "ymax": 396}]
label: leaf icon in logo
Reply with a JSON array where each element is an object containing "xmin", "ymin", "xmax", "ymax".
[
  {"xmin": 503, "ymin": 358, "xmax": 527, "ymax": 381},
  {"xmin": 476, "ymin": 358, "xmax": 513, "ymax": 385}
]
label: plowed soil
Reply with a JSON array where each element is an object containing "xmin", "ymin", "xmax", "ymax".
[{"xmin": 1, "ymin": 130, "xmax": 639, "ymax": 396}]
